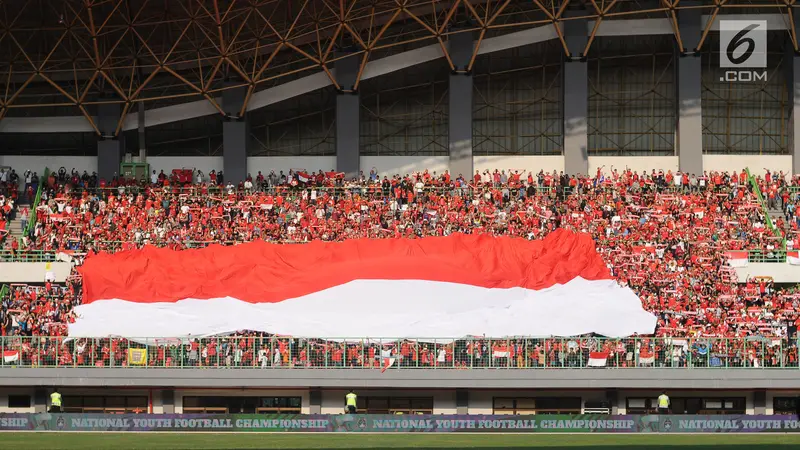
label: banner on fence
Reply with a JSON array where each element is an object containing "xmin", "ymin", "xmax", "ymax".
[
  {"xmin": 126, "ymin": 348, "xmax": 147, "ymax": 366},
  {"xmin": 0, "ymin": 414, "xmax": 799, "ymax": 432}
]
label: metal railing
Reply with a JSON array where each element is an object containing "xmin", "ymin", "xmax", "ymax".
[
  {"xmin": 0, "ymin": 250, "xmax": 59, "ymax": 263},
  {"xmin": 42, "ymin": 179, "xmax": 719, "ymax": 198},
  {"xmin": 745, "ymin": 249, "xmax": 787, "ymax": 263},
  {"xmin": 0, "ymin": 336, "xmax": 795, "ymax": 369}
]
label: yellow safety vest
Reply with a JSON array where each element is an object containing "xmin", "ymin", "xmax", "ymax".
[
  {"xmin": 50, "ymin": 392, "xmax": 62, "ymax": 407},
  {"xmin": 346, "ymin": 393, "xmax": 357, "ymax": 407},
  {"xmin": 658, "ymin": 395, "xmax": 669, "ymax": 408}
]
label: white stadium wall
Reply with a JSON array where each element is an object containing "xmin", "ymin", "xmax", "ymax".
[
  {"xmin": 248, "ymin": 157, "xmax": 337, "ymax": 176},
  {"xmin": 702, "ymin": 155, "xmax": 792, "ymax": 176},
  {"xmin": 474, "ymin": 156, "xmax": 565, "ymax": 176},
  {"xmin": 360, "ymin": 156, "xmax": 450, "ymax": 177},
  {"xmin": 0, "ymin": 156, "xmax": 97, "ymax": 174},
  {"xmin": 0, "ymin": 155, "xmax": 794, "ymax": 178},
  {"xmin": 588, "ymin": 156, "xmax": 679, "ymax": 176},
  {"xmin": 147, "ymin": 157, "xmax": 223, "ymax": 176},
  {"xmin": 0, "ymin": 263, "xmax": 72, "ymax": 283},
  {"xmin": 147, "ymin": 156, "xmax": 339, "ymax": 177}
]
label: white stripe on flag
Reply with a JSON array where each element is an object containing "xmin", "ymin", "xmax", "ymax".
[
  {"xmin": 588, "ymin": 352, "xmax": 608, "ymax": 367},
  {"xmin": 381, "ymin": 358, "xmax": 396, "ymax": 373},
  {"xmin": 724, "ymin": 251, "xmax": 748, "ymax": 268},
  {"xmin": 638, "ymin": 354, "xmax": 655, "ymax": 365},
  {"xmin": 70, "ymin": 278, "xmax": 657, "ymax": 339},
  {"xmin": 788, "ymin": 251, "xmax": 800, "ymax": 266}
]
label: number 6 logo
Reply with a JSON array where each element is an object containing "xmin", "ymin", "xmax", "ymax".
[
  {"xmin": 720, "ymin": 20, "xmax": 766, "ymax": 69},
  {"xmin": 726, "ymin": 24, "xmax": 758, "ymax": 65}
]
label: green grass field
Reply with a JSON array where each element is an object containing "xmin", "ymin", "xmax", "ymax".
[{"xmin": 2, "ymin": 433, "xmax": 800, "ymax": 450}]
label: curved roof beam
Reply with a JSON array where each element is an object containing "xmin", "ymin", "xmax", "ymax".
[{"xmin": 0, "ymin": 12, "xmax": 789, "ymax": 134}]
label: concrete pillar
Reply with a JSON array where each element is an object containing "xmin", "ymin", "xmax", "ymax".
[
  {"xmin": 161, "ymin": 389, "xmax": 175, "ymax": 414},
  {"xmin": 677, "ymin": 4, "xmax": 703, "ymax": 175},
  {"xmin": 335, "ymin": 52, "xmax": 361, "ymax": 179},
  {"xmin": 790, "ymin": 15, "xmax": 800, "ymax": 174},
  {"xmin": 33, "ymin": 388, "xmax": 47, "ymax": 413},
  {"xmin": 97, "ymin": 102, "xmax": 125, "ymax": 182},
  {"xmin": 222, "ymin": 79, "xmax": 249, "ymax": 184},
  {"xmin": 309, "ymin": 389, "xmax": 322, "ymax": 414},
  {"xmin": 606, "ymin": 389, "xmax": 619, "ymax": 414},
  {"xmin": 448, "ymin": 31, "xmax": 474, "ymax": 179},
  {"xmin": 455, "ymin": 389, "xmax": 469, "ymax": 414},
  {"xmin": 753, "ymin": 390, "xmax": 767, "ymax": 414},
  {"xmin": 563, "ymin": 15, "xmax": 589, "ymax": 175},
  {"xmin": 137, "ymin": 102, "xmax": 146, "ymax": 162}
]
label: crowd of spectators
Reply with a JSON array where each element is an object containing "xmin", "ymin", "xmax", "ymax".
[{"xmin": 0, "ymin": 165, "xmax": 798, "ymax": 369}]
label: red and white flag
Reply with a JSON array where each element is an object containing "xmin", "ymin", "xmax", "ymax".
[
  {"xmin": 297, "ymin": 172, "xmax": 311, "ymax": 183},
  {"xmin": 73, "ymin": 230, "xmax": 657, "ymax": 339},
  {"xmin": 3, "ymin": 351, "xmax": 19, "ymax": 363},
  {"xmin": 587, "ymin": 351, "xmax": 609, "ymax": 367},
  {"xmin": 325, "ymin": 171, "xmax": 345, "ymax": 180},
  {"xmin": 379, "ymin": 349, "xmax": 396, "ymax": 373},
  {"xmin": 638, "ymin": 350, "xmax": 655, "ymax": 365},
  {"xmin": 381, "ymin": 357, "xmax": 396, "ymax": 373},
  {"xmin": 724, "ymin": 251, "xmax": 748, "ymax": 268},
  {"xmin": 788, "ymin": 251, "xmax": 800, "ymax": 266}
]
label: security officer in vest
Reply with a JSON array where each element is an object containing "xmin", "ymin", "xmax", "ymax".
[
  {"xmin": 49, "ymin": 389, "xmax": 62, "ymax": 413},
  {"xmin": 345, "ymin": 390, "xmax": 357, "ymax": 414},
  {"xmin": 657, "ymin": 391, "xmax": 670, "ymax": 414}
]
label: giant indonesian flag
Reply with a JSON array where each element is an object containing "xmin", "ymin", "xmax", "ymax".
[{"xmin": 72, "ymin": 230, "xmax": 657, "ymax": 339}]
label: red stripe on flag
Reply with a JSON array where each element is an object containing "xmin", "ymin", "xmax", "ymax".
[
  {"xmin": 380, "ymin": 357, "xmax": 395, "ymax": 373},
  {"xmin": 588, "ymin": 351, "xmax": 609, "ymax": 367},
  {"xmin": 79, "ymin": 229, "xmax": 611, "ymax": 305}
]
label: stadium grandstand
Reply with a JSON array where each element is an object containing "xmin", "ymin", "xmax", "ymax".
[{"xmin": 5, "ymin": 0, "xmax": 800, "ymax": 438}]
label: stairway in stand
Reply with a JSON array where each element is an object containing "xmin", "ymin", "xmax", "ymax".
[{"xmin": 5, "ymin": 199, "xmax": 31, "ymax": 244}]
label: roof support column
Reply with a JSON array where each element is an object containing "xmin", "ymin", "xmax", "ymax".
[
  {"xmin": 563, "ymin": 15, "xmax": 589, "ymax": 175},
  {"xmin": 222, "ymin": 79, "xmax": 250, "ymax": 184},
  {"xmin": 789, "ymin": 14, "xmax": 800, "ymax": 175},
  {"xmin": 677, "ymin": 4, "xmax": 703, "ymax": 175},
  {"xmin": 97, "ymin": 101, "xmax": 125, "ymax": 183},
  {"xmin": 137, "ymin": 103, "xmax": 146, "ymax": 162},
  {"xmin": 449, "ymin": 31, "xmax": 474, "ymax": 179},
  {"xmin": 335, "ymin": 52, "xmax": 361, "ymax": 179}
]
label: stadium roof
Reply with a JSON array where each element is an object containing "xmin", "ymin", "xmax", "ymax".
[{"xmin": 0, "ymin": 0, "xmax": 797, "ymax": 134}]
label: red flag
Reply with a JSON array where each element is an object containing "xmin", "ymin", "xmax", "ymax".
[
  {"xmin": 75, "ymin": 230, "xmax": 656, "ymax": 339},
  {"xmin": 588, "ymin": 351, "xmax": 609, "ymax": 367}
]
